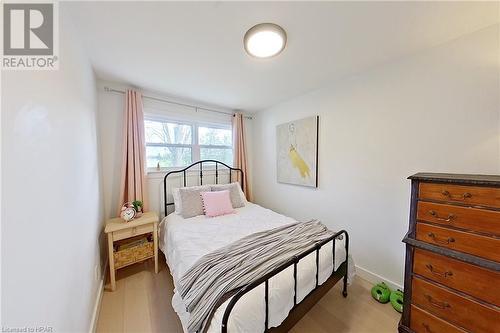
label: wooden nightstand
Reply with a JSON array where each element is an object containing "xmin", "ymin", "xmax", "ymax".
[{"xmin": 104, "ymin": 211, "xmax": 159, "ymax": 291}]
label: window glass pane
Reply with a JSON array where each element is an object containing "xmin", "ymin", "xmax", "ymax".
[
  {"xmin": 146, "ymin": 146, "xmax": 192, "ymax": 168},
  {"xmin": 145, "ymin": 120, "xmax": 192, "ymax": 144},
  {"xmin": 200, "ymin": 148, "xmax": 233, "ymax": 165},
  {"xmin": 198, "ymin": 126, "xmax": 232, "ymax": 146}
]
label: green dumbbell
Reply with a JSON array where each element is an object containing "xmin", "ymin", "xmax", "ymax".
[
  {"xmin": 371, "ymin": 282, "xmax": 391, "ymax": 303},
  {"xmin": 390, "ymin": 289, "xmax": 404, "ymax": 313}
]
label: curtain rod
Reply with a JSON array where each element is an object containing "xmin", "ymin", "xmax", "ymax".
[{"xmin": 103, "ymin": 86, "xmax": 253, "ymax": 120}]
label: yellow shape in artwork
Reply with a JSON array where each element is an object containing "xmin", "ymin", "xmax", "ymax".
[{"xmin": 288, "ymin": 145, "xmax": 310, "ymax": 178}]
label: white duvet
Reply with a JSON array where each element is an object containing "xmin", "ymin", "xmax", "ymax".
[{"xmin": 160, "ymin": 202, "xmax": 355, "ymax": 333}]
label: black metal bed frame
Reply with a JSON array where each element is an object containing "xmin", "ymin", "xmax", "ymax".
[
  {"xmin": 163, "ymin": 159, "xmax": 244, "ymax": 216},
  {"xmin": 221, "ymin": 230, "xmax": 349, "ymax": 333},
  {"xmin": 163, "ymin": 160, "xmax": 349, "ymax": 333}
]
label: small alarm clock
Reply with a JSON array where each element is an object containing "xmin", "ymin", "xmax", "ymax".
[{"xmin": 120, "ymin": 202, "xmax": 136, "ymax": 222}]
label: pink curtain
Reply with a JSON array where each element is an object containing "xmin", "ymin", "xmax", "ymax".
[
  {"xmin": 117, "ymin": 90, "xmax": 148, "ymax": 215},
  {"xmin": 232, "ymin": 113, "xmax": 252, "ymax": 201}
]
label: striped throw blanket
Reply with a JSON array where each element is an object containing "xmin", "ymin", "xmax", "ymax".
[{"xmin": 179, "ymin": 220, "xmax": 335, "ymax": 333}]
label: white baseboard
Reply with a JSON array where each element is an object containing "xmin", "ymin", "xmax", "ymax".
[
  {"xmin": 89, "ymin": 264, "xmax": 106, "ymax": 333},
  {"xmin": 355, "ymin": 265, "xmax": 403, "ymax": 291}
]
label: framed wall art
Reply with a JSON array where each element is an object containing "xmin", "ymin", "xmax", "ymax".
[{"xmin": 276, "ymin": 116, "xmax": 318, "ymax": 187}]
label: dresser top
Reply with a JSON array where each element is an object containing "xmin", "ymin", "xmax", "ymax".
[{"xmin": 408, "ymin": 172, "xmax": 500, "ymax": 186}]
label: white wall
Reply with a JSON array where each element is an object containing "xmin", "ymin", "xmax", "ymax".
[
  {"xmin": 1, "ymin": 11, "xmax": 104, "ymax": 332},
  {"xmin": 252, "ymin": 25, "xmax": 500, "ymax": 288},
  {"xmin": 96, "ymin": 81, "xmax": 254, "ymax": 220},
  {"xmin": 95, "ymin": 81, "xmax": 125, "ymax": 220}
]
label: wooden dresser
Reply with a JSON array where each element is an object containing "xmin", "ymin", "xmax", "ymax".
[{"xmin": 399, "ymin": 173, "xmax": 500, "ymax": 333}]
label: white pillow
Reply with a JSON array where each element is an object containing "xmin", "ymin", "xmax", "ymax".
[
  {"xmin": 211, "ymin": 182, "xmax": 247, "ymax": 208},
  {"xmin": 172, "ymin": 185, "xmax": 211, "ymax": 215},
  {"xmin": 238, "ymin": 184, "xmax": 248, "ymax": 203},
  {"xmin": 172, "ymin": 188, "xmax": 181, "ymax": 214}
]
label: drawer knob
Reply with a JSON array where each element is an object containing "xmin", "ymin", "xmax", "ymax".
[
  {"xmin": 425, "ymin": 264, "xmax": 453, "ymax": 278},
  {"xmin": 422, "ymin": 323, "xmax": 434, "ymax": 333},
  {"xmin": 425, "ymin": 294, "xmax": 451, "ymax": 309},
  {"xmin": 441, "ymin": 190, "xmax": 472, "ymax": 201},
  {"xmin": 427, "ymin": 232, "xmax": 455, "ymax": 245},
  {"xmin": 428, "ymin": 210, "xmax": 455, "ymax": 222}
]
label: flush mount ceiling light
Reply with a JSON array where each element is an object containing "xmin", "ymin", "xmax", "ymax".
[{"xmin": 244, "ymin": 23, "xmax": 287, "ymax": 58}]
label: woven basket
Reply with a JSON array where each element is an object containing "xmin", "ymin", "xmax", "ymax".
[{"xmin": 114, "ymin": 241, "xmax": 153, "ymax": 269}]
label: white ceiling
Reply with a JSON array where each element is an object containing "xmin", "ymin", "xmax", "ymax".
[{"xmin": 65, "ymin": 1, "xmax": 499, "ymax": 112}]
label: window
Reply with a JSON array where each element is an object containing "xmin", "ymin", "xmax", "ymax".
[
  {"xmin": 145, "ymin": 119, "xmax": 233, "ymax": 169},
  {"xmin": 198, "ymin": 125, "xmax": 233, "ymax": 166},
  {"xmin": 145, "ymin": 120, "xmax": 192, "ymax": 168}
]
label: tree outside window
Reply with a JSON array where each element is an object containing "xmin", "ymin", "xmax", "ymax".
[{"xmin": 145, "ymin": 119, "xmax": 232, "ymax": 169}]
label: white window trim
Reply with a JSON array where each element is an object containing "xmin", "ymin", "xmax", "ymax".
[{"xmin": 144, "ymin": 116, "xmax": 233, "ymax": 173}]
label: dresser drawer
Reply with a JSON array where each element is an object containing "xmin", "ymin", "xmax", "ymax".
[
  {"xmin": 413, "ymin": 248, "xmax": 500, "ymax": 306},
  {"xmin": 419, "ymin": 182, "xmax": 500, "ymax": 209},
  {"xmin": 410, "ymin": 305, "xmax": 466, "ymax": 333},
  {"xmin": 417, "ymin": 201, "xmax": 500, "ymax": 236},
  {"xmin": 412, "ymin": 277, "xmax": 500, "ymax": 333},
  {"xmin": 113, "ymin": 223, "xmax": 154, "ymax": 241},
  {"xmin": 416, "ymin": 223, "xmax": 500, "ymax": 262}
]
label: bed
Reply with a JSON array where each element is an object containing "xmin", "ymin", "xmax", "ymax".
[{"xmin": 160, "ymin": 160, "xmax": 353, "ymax": 333}]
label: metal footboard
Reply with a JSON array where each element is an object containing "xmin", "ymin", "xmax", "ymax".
[{"xmin": 221, "ymin": 230, "xmax": 349, "ymax": 333}]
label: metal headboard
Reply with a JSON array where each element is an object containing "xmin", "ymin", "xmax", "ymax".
[{"xmin": 163, "ymin": 159, "xmax": 244, "ymax": 216}]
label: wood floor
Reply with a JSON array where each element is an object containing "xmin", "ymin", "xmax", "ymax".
[{"xmin": 97, "ymin": 256, "xmax": 400, "ymax": 333}]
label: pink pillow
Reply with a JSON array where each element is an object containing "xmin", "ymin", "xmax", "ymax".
[{"xmin": 200, "ymin": 190, "xmax": 235, "ymax": 217}]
